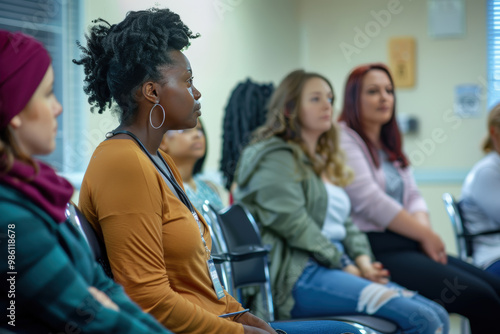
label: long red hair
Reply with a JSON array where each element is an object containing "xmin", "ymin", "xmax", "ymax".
[{"xmin": 338, "ymin": 63, "xmax": 409, "ymax": 168}]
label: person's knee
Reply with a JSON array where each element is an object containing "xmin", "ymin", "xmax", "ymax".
[
  {"xmin": 432, "ymin": 303, "xmax": 450, "ymax": 330},
  {"xmin": 431, "ymin": 276, "xmax": 499, "ymax": 312},
  {"xmin": 404, "ymin": 302, "xmax": 446, "ymax": 334},
  {"xmin": 405, "ymin": 294, "xmax": 448, "ymax": 334},
  {"xmin": 358, "ymin": 283, "xmax": 447, "ymax": 334},
  {"xmin": 408, "ymin": 307, "xmax": 444, "ymax": 334},
  {"xmin": 357, "ymin": 283, "xmax": 401, "ymax": 314}
]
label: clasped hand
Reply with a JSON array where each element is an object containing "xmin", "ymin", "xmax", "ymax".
[
  {"xmin": 344, "ymin": 255, "xmax": 390, "ymax": 284},
  {"xmin": 420, "ymin": 231, "xmax": 448, "ymax": 265}
]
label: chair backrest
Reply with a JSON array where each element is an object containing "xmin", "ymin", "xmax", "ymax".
[
  {"xmin": 218, "ymin": 203, "xmax": 263, "ymax": 251},
  {"xmin": 217, "ymin": 203, "xmax": 269, "ymax": 288},
  {"xmin": 212, "ymin": 203, "xmax": 399, "ymax": 332},
  {"xmin": 203, "ymin": 202, "xmax": 274, "ymax": 321},
  {"xmin": 66, "ymin": 203, "xmax": 114, "ymax": 279},
  {"xmin": 442, "ymin": 193, "xmax": 471, "ymax": 260}
]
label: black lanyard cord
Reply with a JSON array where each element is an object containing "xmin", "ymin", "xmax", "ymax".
[{"xmin": 107, "ymin": 130, "xmax": 196, "ymax": 214}]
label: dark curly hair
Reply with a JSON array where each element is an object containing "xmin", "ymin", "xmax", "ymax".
[{"xmin": 73, "ymin": 8, "xmax": 199, "ymax": 125}]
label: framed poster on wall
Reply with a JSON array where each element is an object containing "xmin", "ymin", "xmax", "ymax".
[{"xmin": 388, "ymin": 37, "xmax": 416, "ymax": 88}]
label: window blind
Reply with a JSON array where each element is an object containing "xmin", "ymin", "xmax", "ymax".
[
  {"xmin": 488, "ymin": 0, "xmax": 500, "ymax": 109},
  {"xmin": 0, "ymin": 0, "xmax": 86, "ymax": 184}
]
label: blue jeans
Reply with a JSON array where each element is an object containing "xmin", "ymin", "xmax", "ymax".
[
  {"xmin": 290, "ymin": 261, "xmax": 449, "ymax": 334},
  {"xmin": 270, "ymin": 320, "xmax": 362, "ymax": 334},
  {"xmin": 485, "ymin": 259, "xmax": 500, "ymax": 277}
]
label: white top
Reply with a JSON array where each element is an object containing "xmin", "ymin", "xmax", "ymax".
[
  {"xmin": 460, "ymin": 152, "xmax": 500, "ymax": 268},
  {"xmin": 321, "ymin": 182, "xmax": 351, "ymax": 242}
]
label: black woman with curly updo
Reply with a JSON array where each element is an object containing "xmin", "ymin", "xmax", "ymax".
[{"xmin": 75, "ymin": 7, "xmax": 362, "ymax": 334}]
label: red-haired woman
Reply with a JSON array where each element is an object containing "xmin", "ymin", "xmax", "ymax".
[{"xmin": 338, "ymin": 63, "xmax": 500, "ymax": 332}]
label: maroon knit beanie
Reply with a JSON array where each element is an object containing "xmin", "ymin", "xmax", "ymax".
[{"xmin": 0, "ymin": 30, "xmax": 51, "ymax": 129}]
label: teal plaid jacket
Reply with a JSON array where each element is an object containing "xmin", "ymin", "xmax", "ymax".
[{"xmin": 0, "ymin": 183, "xmax": 173, "ymax": 333}]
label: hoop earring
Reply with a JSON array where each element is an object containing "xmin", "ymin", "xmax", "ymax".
[{"xmin": 149, "ymin": 103, "xmax": 165, "ymax": 129}]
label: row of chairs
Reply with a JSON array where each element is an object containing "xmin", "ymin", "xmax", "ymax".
[
  {"xmin": 199, "ymin": 201, "xmax": 398, "ymax": 334},
  {"xmin": 67, "ymin": 201, "xmax": 396, "ymax": 334},
  {"xmin": 67, "ymin": 194, "xmax": 497, "ymax": 334},
  {"xmin": 205, "ymin": 195, "xmax": 500, "ymax": 334}
]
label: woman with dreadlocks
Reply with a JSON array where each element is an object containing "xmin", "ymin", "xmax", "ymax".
[
  {"xmin": 220, "ymin": 79, "xmax": 274, "ymax": 190},
  {"xmin": 75, "ymin": 7, "xmax": 362, "ymax": 334}
]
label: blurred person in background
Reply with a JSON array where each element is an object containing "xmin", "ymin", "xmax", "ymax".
[{"xmin": 461, "ymin": 102, "xmax": 500, "ymax": 277}]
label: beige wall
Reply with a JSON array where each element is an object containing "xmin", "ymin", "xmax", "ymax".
[
  {"xmin": 300, "ymin": 0, "xmax": 487, "ymax": 171},
  {"xmin": 81, "ymin": 0, "xmax": 489, "ymax": 252},
  {"xmin": 297, "ymin": 0, "xmax": 487, "ymax": 252},
  {"xmin": 83, "ymin": 0, "xmax": 301, "ymax": 171}
]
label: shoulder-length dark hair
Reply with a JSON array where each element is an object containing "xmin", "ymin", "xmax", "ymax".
[{"xmin": 338, "ymin": 63, "xmax": 409, "ymax": 168}]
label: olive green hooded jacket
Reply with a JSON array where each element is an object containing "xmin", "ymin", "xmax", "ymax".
[{"xmin": 233, "ymin": 136, "xmax": 374, "ymax": 319}]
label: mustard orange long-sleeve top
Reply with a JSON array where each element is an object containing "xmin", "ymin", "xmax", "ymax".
[{"xmin": 79, "ymin": 139, "xmax": 244, "ymax": 334}]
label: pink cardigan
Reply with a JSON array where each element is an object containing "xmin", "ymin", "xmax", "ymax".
[{"xmin": 339, "ymin": 122, "xmax": 428, "ymax": 232}]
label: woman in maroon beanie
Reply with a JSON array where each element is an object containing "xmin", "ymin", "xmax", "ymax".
[{"xmin": 0, "ymin": 30, "xmax": 173, "ymax": 333}]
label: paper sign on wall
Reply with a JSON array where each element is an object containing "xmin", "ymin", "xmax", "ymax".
[
  {"xmin": 388, "ymin": 37, "xmax": 416, "ymax": 88},
  {"xmin": 454, "ymin": 84, "xmax": 481, "ymax": 118},
  {"xmin": 428, "ymin": 0, "xmax": 465, "ymax": 38}
]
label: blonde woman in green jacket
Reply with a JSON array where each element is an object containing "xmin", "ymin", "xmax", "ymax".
[{"xmin": 233, "ymin": 70, "xmax": 449, "ymax": 334}]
